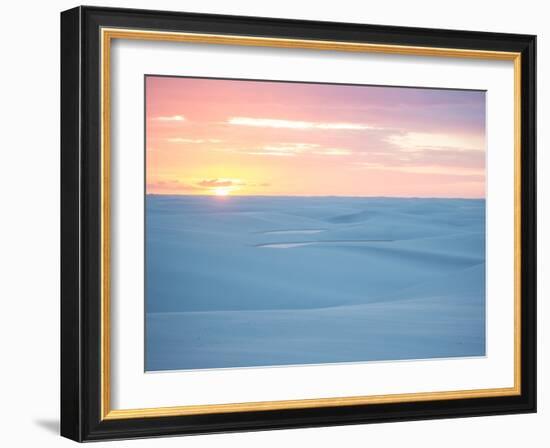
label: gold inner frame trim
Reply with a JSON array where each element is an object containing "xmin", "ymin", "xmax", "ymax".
[{"xmin": 100, "ymin": 27, "xmax": 522, "ymax": 420}]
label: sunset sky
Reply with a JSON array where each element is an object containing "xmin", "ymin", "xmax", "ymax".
[{"xmin": 145, "ymin": 76, "xmax": 486, "ymax": 198}]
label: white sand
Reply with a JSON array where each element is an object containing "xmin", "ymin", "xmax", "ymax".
[{"xmin": 145, "ymin": 195, "xmax": 485, "ymax": 370}]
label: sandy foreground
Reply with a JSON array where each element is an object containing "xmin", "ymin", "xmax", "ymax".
[{"xmin": 145, "ymin": 195, "xmax": 486, "ymax": 371}]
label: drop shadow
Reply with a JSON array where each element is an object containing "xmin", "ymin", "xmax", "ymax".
[{"xmin": 34, "ymin": 418, "xmax": 59, "ymax": 435}]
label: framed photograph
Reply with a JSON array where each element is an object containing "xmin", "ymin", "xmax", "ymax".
[{"xmin": 60, "ymin": 6, "xmax": 536, "ymax": 442}]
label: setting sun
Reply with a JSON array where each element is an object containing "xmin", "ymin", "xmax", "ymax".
[{"xmin": 214, "ymin": 187, "xmax": 230, "ymax": 196}]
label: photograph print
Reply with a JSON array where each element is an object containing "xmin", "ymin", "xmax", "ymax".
[{"xmin": 145, "ymin": 76, "xmax": 486, "ymax": 372}]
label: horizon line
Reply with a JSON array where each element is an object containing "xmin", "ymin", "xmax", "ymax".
[{"xmin": 145, "ymin": 193, "xmax": 486, "ymax": 200}]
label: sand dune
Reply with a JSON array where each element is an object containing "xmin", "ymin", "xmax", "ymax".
[
  {"xmin": 256, "ymin": 239, "xmax": 393, "ymax": 248},
  {"xmin": 146, "ymin": 195, "xmax": 485, "ymax": 371},
  {"xmin": 258, "ymin": 229, "xmax": 325, "ymax": 235}
]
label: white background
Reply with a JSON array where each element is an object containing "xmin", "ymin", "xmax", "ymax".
[{"xmin": 0, "ymin": 0, "xmax": 546, "ymax": 447}]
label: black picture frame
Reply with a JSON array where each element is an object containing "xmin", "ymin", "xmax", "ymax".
[{"xmin": 61, "ymin": 5, "xmax": 536, "ymax": 442}]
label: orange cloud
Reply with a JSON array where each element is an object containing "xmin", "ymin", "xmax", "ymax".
[{"xmin": 197, "ymin": 178, "xmax": 243, "ymax": 188}]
